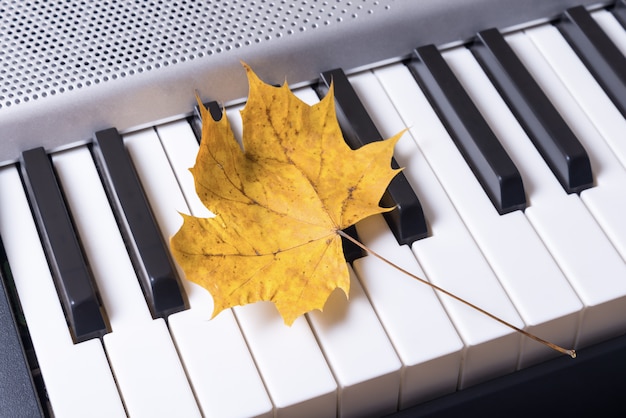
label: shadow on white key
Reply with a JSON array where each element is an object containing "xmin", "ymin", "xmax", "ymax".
[
  {"xmin": 512, "ymin": 26, "xmax": 626, "ymax": 262},
  {"xmin": 369, "ymin": 65, "xmax": 526, "ymax": 388},
  {"xmin": 51, "ymin": 147, "xmax": 201, "ymax": 417},
  {"xmin": 501, "ymin": 29, "xmax": 626, "ymax": 347},
  {"xmin": 439, "ymin": 47, "xmax": 583, "ymax": 366},
  {"xmin": 221, "ymin": 103, "xmax": 338, "ymax": 417},
  {"xmin": 124, "ymin": 126, "xmax": 273, "ymax": 418},
  {"xmin": 0, "ymin": 166, "xmax": 126, "ymax": 417},
  {"xmin": 233, "ymin": 303, "xmax": 337, "ymax": 417},
  {"xmin": 307, "ymin": 265, "xmax": 402, "ymax": 418}
]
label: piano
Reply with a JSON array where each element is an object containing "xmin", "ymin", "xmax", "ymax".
[{"xmin": 1, "ymin": 0, "xmax": 626, "ymax": 416}]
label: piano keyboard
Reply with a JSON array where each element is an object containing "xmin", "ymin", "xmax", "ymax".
[{"xmin": 2, "ymin": 1, "xmax": 626, "ymax": 417}]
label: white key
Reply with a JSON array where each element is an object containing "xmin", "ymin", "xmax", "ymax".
[
  {"xmin": 512, "ymin": 25, "xmax": 626, "ymax": 262},
  {"xmin": 0, "ymin": 166, "xmax": 125, "ymax": 417},
  {"xmin": 287, "ymin": 87, "xmax": 403, "ymax": 417},
  {"xmin": 51, "ymin": 147, "xmax": 201, "ymax": 417},
  {"xmin": 353, "ymin": 215, "xmax": 463, "ymax": 407},
  {"xmin": 317, "ymin": 76, "xmax": 463, "ymax": 404},
  {"xmin": 493, "ymin": 30, "xmax": 626, "ymax": 347},
  {"xmin": 225, "ymin": 102, "xmax": 338, "ymax": 417},
  {"xmin": 592, "ymin": 9, "xmax": 626, "ymax": 57},
  {"xmin": 525, "ymin": 196, "xmax": 626, "ymax": 347},
  {"xmin": 307, "ymin": 265, "xmax": 402, "ymax": 418},
  {"xmin": 298, "ymin": 85, "xmax": 462, "ymax": 405},
  {"xmin": 233, "ymin": 303, "xmax": 337, "ymax": 417},
  {"xmin": 124, "ymin": 127, "xmax": 273, "ymax": 418},
  {"xmin": 440, "ymin": 47, "xmax": 583, "ymax": 365},
  {"xmin": 155, "ymin": 121, "xmax": 211, "ymax": 218},
  {"xmin": 373, "ymin": 64, "xmax": 526, "ymax": 388}
]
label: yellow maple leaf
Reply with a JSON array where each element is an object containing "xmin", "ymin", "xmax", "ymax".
[{"xmin": 170, "ymin": 64, "xmax": 402, "ymax": 325}]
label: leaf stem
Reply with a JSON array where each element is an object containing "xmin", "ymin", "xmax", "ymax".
[{"xmin": 337, "ymin": 230, "xmax": 576, "ymax": 359}]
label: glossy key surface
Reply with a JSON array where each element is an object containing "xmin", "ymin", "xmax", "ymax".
[
  {"xmin": 307, "ymin": 265, "xmax": 403, "ymax": 418},
  {"xmin": 434, "ymin": 47, "xmax": 583, "ymax": 366},
  {"xmin": 519, "ymin": 24, "xmax": 626, "ymax": 261},
  {"xmin": 374, "ymin": 63, "xmax": 526, "ymax": 388},
  {"xmin": 20, "ymin": 147, "xmax": 107, "ymax": 342},
  {"xmin": 407, "ymin": 45, "xmax": 526, "ymax": 215},
  {"xmin": 92, "ymin": 128, "xmax": 186, "ymax": 318},
  {"xmin": 485, "ymin": 29, "xmax": 626, "ymax": 347},
  {"xmin": 337, "ymin": 75, "xmax": 465, "ymax": 404},
  {"xmin": 472, "ymin": 28, "xmax": 593, "ymax": 194},
  {"xmin": 525, "ymin": 22, "xmax": 626, "ymax": 169}
]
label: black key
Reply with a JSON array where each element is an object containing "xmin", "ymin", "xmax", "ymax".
[
  {"xmin": 471, "ymin": 28, "xmax": 594, "ymax": 194},
  {"xmin": 340, "ymin": 225, "xmax": 366, "ymax": 263},
  {"xmin": 0, "ymin": 241, "xmax": 44, "ymax": 417},
  {"xmin": 557, "ymin": 6, "xmax": 626, "ymax": 117},
  {"xmin": 613, "ymin": 0, "xmax": 626, "ymax": 29},
  {"xmin": 316, "ymin": 68, "xmax": 430, "ymax": 245},
  {"xmin": 189, "ymin": 100, "xmax": 223, "ymax": 142},
  {"xmin": 20, "ymin": 147, "xmax": 108, "ymax": 342},
  {"xmin": 92, "ymin": 128, "xmax": 187, "ymax": 318},
  {"xmin": 406, "ymin": 45, "xmax": 527, "ymax": 215},
  {"xmin": 194, "ymin": 99, "xmax": 367, "ymax": 261}
]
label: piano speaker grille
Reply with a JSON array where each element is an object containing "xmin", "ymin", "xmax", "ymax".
[{"xmin": 0, "ymin": 0, "xmax": 392, "ymax": 110}]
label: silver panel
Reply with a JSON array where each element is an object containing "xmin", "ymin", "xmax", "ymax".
[{"xmin": 0, "ymin": 0, "xmax": 604, "ymax": 163}]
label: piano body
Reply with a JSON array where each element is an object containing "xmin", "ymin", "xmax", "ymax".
[{"xmin": 1, "ymin": 0, "xmax": 626, "ymax": 416}]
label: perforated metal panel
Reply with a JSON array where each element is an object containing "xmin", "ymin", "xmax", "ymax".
[
  {"xmin": 0, "ymin": 0, "xmax": 392, "ymax": 110},
  {"xmin": 0, "ymin": 0, "xmax": 600, "ymax": 164}
]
